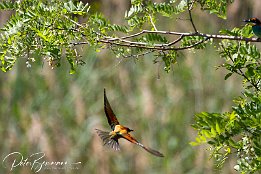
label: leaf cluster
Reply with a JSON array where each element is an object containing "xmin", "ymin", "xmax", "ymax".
[
  {"xmin": 192, "ymin": 25, "xmax": 261, "ymax": 173},
  {"xmin": 0, "ymin": 0, "xmax": 242, "ymax": 73},
  {"xmin": 0, "ymin": 0, "xmax": 91, "ymax": 73},
  {"xmin": 196, "ymin": 0, "xmax": 234, "ymax": 19}
]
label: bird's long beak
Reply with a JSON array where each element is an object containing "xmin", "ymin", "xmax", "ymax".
[{"xmin": 243, "ymin": 19, "xmax": 251, "ymax": 23}]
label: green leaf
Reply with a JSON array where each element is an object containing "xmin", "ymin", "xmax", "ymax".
[
  {"xmin": 224, "ymin": 72, "xmax": 232, "ymax": 80},
  {"xmin": 215, "ymin": 122, "xmax": 221, "ymax": 135},
  {"xmin": 211, "ymin": 127, "xmax": 217, "ymax": 137},
  {"xmin": 0, "ymin": 1, "xmax": 17, "ymax": 10}
]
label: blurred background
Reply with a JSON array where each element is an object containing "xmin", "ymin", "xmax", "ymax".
[{"xmin": 0, "ymin": 0, "xmax": 260, "ymax": 174}]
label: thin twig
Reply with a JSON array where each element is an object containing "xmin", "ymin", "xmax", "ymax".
[
  {"xmin": 175, "ymin": 37, "xmax": 209, "ymax": 50},
  {"xmin": 122, "ymin": 50, "xmax": 154, "ymax": 59},
  {"xmin": 106, "ymin": 31, "xmax": 146, "ymax": 41},
  {"xmin": 167, "ymin": 35, "xmax": 184, "ymax": 46},
  {"xmin": 149, "ymin": 14, "xmax": 158, "ymax": 31},
  {"xmin": 187, "ymin": 0, "xmax": 198, "ymax": 33},
  {"xmin": 63, "ymin": 15, "xmax": 85, "ymax": 28}
]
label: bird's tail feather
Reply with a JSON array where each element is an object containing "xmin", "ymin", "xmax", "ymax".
[
  {"xmin": 95, "ymin": 129, "xmax": 120, "ymax": 151},
  {"xmin": 137, "ymin": 142, "xmax": 164, "ymax": 157}
]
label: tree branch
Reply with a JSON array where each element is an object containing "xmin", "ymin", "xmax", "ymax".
[{"xmin": 71, "ymin": 30, "xmax": 260, "ymax": 52}]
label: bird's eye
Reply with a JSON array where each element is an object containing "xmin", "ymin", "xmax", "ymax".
[{"xmin": 127, "ymin": 128, "xmax": 133, "ymax": 132}]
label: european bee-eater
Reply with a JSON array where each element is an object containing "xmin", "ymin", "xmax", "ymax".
[
  {"xmin": 244, "ymin": 18, "xmax": 261, "ymax": 38},
  {"xmin": 95, "ymin": 89, "xmax": 164, "ymax": 157}
]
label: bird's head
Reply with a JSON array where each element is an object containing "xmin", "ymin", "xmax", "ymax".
[
  {"xmin": 244, "ymin": 18, "xmax": 261, "ymax": 26},
  {"xmin": 126, "ymin": 127, "xmax": 134, "ymax": 132}
]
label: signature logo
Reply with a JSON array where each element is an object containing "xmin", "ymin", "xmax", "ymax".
[{"xmin": 2, "ymin": 152, "xmax": 81, "ymax": 173}]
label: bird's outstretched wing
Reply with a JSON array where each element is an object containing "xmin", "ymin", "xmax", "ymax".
[
  {"xmin": 95, "ymin": 129, "xmax": 120, "ymax": 151},
  {"xmin": 121, "ymin": 133, "xmax": 164, "ymax": 157},
  {"xmin": 104, "ymin": 89, "xmax": 120, "ymax": 130}
]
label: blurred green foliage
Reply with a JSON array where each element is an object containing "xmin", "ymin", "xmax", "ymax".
[{"xmin": 0, "ymin": 45, "xmax": 241, "ymax": 174}]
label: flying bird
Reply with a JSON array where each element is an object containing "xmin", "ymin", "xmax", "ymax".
[
  {"xmin": 95, "ymin": 89, "xmax": 164, "ymax": 157},
  {"xmin": 244, "ymin": 17, "xmax": 261, "ymax": 38}
]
